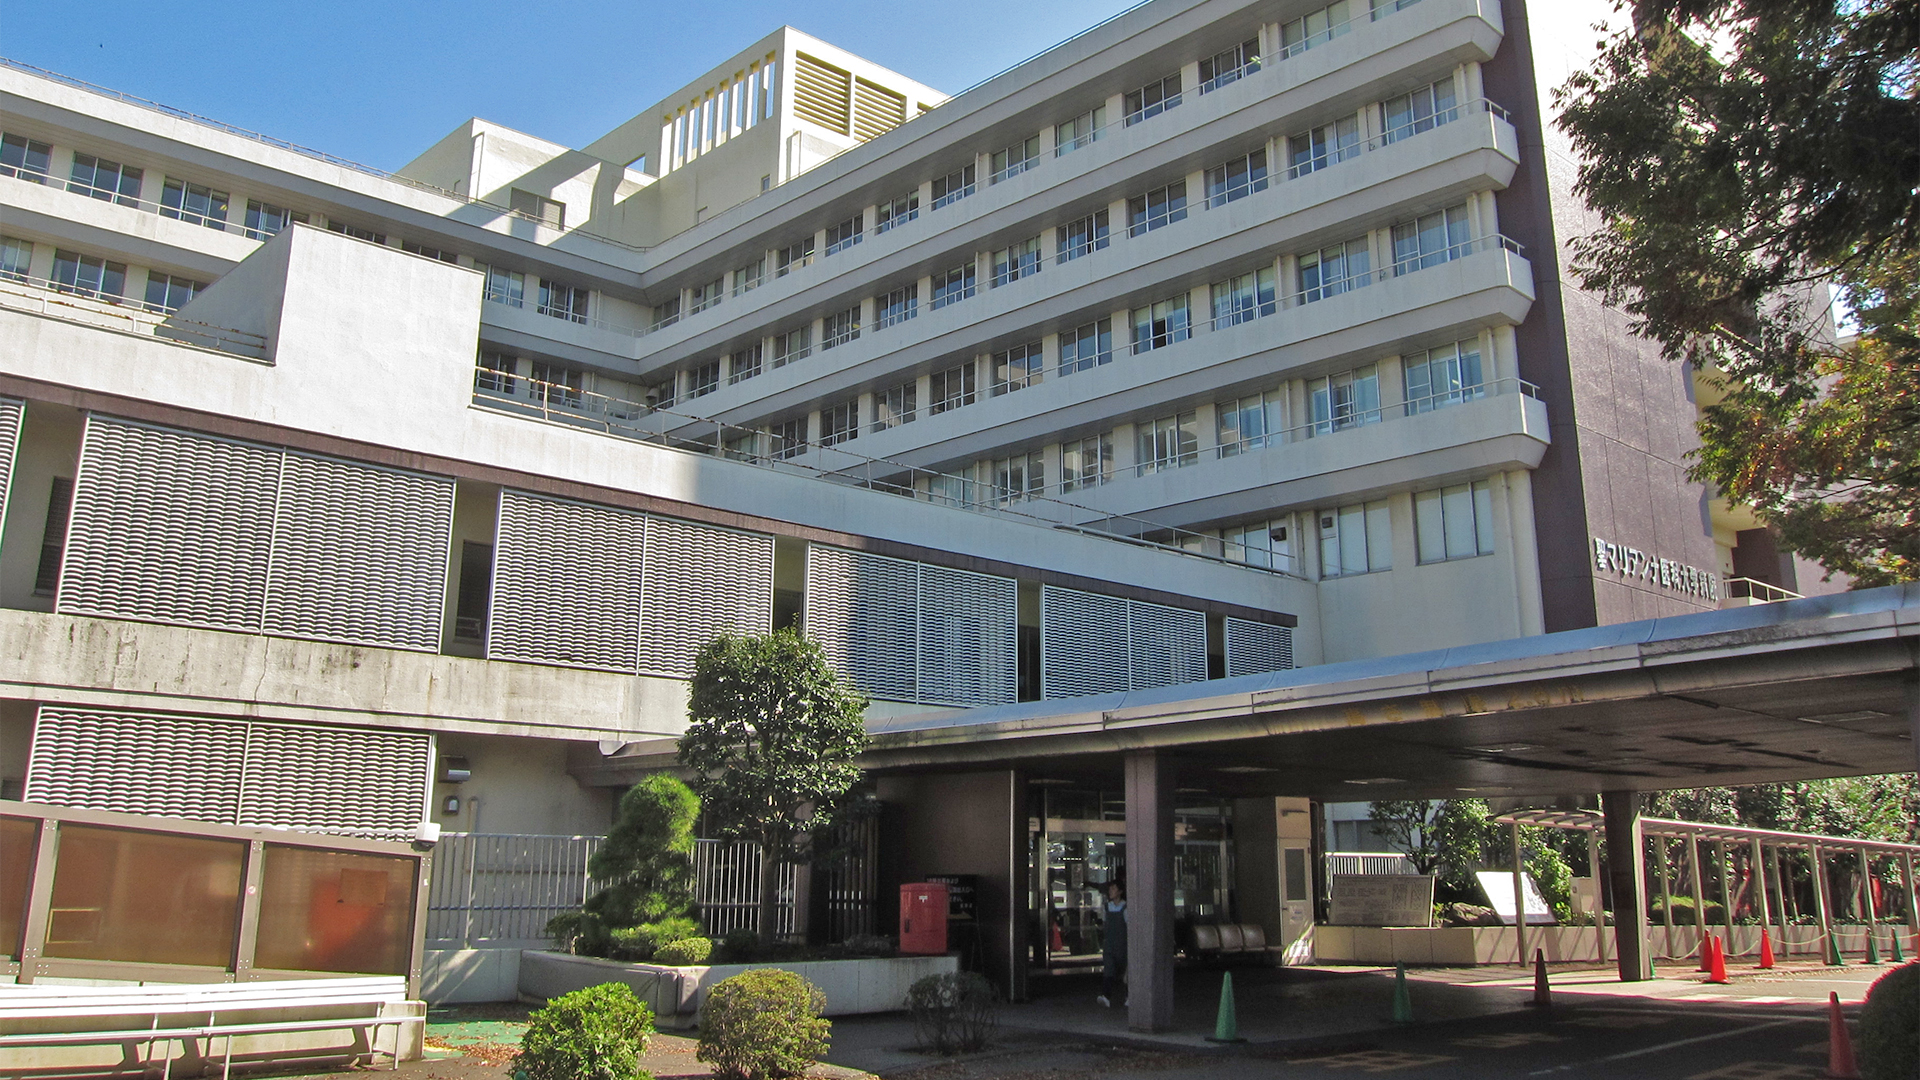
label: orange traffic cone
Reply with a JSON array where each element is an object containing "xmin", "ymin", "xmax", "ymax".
[
  {"xmin": 1526, "ymin": 948, "xmax": 1551, "ymax": 1007},
  {"xmin": 1706, "ymin": 935, "xmax": 1728, "ymax": 984},
  {"xmin": 1826, "ymin": 991, "xmax": 1860, "ymax": 1079},
  {"xmin": 1758, "ymin": 928, "xmax": 1776, "ymax": 969}
]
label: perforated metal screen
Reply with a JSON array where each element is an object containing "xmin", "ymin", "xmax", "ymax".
[
  {"xmin": 1040, "ymin": 585, "xmax": 1209, "ymax": 698},
  {"xmin": 918, "ymin": 564, "xmax": 1018, "ymax": 707},
  {"xmin": 1225, "ymin": 617, "xmax": 1295, "ymax": 677},
  {"xmin": 25, "ymin": 706, "xmax": 432, "ymax": 839},
  {"xmin": 488, "ymin": 490, "xmax": 645, "ymax": 672},
  {"xmin": 0, "ymin": 397, "xmax": 23, "ymax": 551},
  {"xmin": 1127, "ymin": 598, "xmax": 1209, "ymax": 690},
  {"xmin": 639, "ymin": 516, "xmax": 774, "ymax": 677}
]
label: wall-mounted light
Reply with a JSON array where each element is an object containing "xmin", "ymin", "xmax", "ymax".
[
  {"xmin": 442, "ymin": 795, "xmax": 463, "ymax": 815},
  {"xmin": 440, "ymin": 757, "xmax": 472, "ymax": 784}
]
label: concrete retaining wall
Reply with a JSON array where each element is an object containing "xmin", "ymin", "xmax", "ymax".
[
  {"xmin": 424, "ymin": 948, "xmax": 525, "ymax": 1003},
  {"xmin": 1312, "ymin": 923, "xmax": 1898, "ymax": 966}
]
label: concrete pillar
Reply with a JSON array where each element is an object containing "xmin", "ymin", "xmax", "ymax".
[
  {"xmin": 1717, "ymin": 842, "xmax": 1735, "ymax": 946},
  {"xmin": 1587, "ymin": 824, "xmax": 1608, "ymax": 963},
  {"xmin": 1856, "ymin": 846, "xmax": 1875, "ymax": 932},
  {"xmin": 1750, "ymin": 838, "xmax": 1772, "ymax": 936},
  {"xmin": 1656, "ymin": 837, "xmax": 1674, "ymax": 959},
  {"xmin": 1768, "ymin": 846, "xmax": 1791, "ymax": 954},
  {"xmin": 1602, "ymin": 791, "xmax": 1650, "ymax": 981},
  {"xmin": 1509, "ymin": 822, "xmax": 1528, "ymax": 965},
  {"xmin": 1811, "ymin": 844, "xmax": 1834, "ymax": 958},
  {"xmin": 1124, "ymin": 751, "xmax": 1176, "ymax": 1033},
  {"xmin": 1688, "ymin": 834, "xmax": 1708, "ymax": 958}
]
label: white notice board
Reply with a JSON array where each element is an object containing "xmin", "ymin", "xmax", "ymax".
[
  {"xmin": 1476, "ymin": 870, "xmax": 1556, "ymax": 925},
  {"xmin": 1328, "ymin": 874, "xmax": 1435, "ymax": 926}
]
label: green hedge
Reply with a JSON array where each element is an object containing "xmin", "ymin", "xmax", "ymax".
[
  {"xmin": 697, "ymin": 969, "xmax": 830, "ymax": 1080},
  {"xmin": 517, "ymin": 983, "xmax": 655, "ymax": 1080}
]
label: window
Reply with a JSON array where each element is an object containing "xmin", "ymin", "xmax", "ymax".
[
  {"xmin": 1310, "ymin": 364, "xmax": 1381, "ymax": 433},
  {"xmin": 1058, "ymin": 319, "xmax": 1112, "ymax": 374},
  {"xmin": 244, "ymin": 200, "xmax": 307, "ymax": 240},
  {"xmin": 34, "ymin": 477, "xmax": 73, "ymax": 596},
  {"xmin": 728, "ymin": 343, "xmax": 763, "ymax": 384},
  {"xmin": 1382, "ymin": 78, "xmax": 1460, "ymax": 142},
  {"xmin": 1404, "ymin": 339, "xmax": 1486, "ymax": 413},
  {"xmin": 67, "ymin": 153, "xmax": 142, "ymax": 204},
  {"xmin": 0, "ymin": 236, "xmax": 32, "ymax": 282},
  {"xmin": 1211, "ymin": 267, "xmax": 1277, "ymax": 327},
  {"xmin": 991, "ymin": 236, "xmax": 1041, "ymax": 287},
  {"xmin": 1297, "ymin": 237, "xmax": 1372, "ymax": 301},
  {"xmin": 1319, "ymin": 500, "xmax": 1392, "ymax": 576},
  {"xmin": 991, "ymin": 135, "xmax": 1041, "ymax": 183},
  {"xmin": 874, "ymin": 380, "xmax": 916, "ymax": 431},
  {"xmin": 928, "ymin": 465, "xmax": 976, "ymax": 508},
  {"xmin": 1282, "ymin": 0, "xmax": 1353, "ymax": 57},
  {"xmin": 1127, "ymin": 181, "xmax": 1187, "ymax": 236},
  {"xmin": 530, "ymin": 362, "xmax": 583, "ymax": 409},
  {"xmin": 1391, "ymin": 204, "xmax": 1472, "ymax": 273},
  {"xmin": 1136, "ymin": 412, "xmax": 1199, "ymax": 475},
  {"xmin": 688, "ymin": 360, "xmax": 721, "ymax": 399},
  {"xmin": 50, "ymin": 250, "xmax": 126, "ymax": 300},
  {"xmin": 930, "ymin": 262, "xmax": 976, "ymax": 309},
  {"xmin": 401, "ymin": 239, "xmax": 457, "ymax": 263},
  {"xmin": 455, "ymin": 542, "xmax": 492, "ymax": 641},
  {"xmin": 820, "ymin": 398, "xmax": 859, "ymax": 447},
  {"xmin": 875, "ymin": 282, "xmax": 917, "ymax": 329},
  {"xmin": 1222, "ymin": 519, "xmax": 1292, "ymax": 570},
  {"xmin": 160, "ymin": 178, "xmax": 229, "ymax": 229},
  {"xmin": 1287, "ymin": 115, "xmax": 1361, "ymax": 177},
  {"xmin": 992, "ymin": 342, "xmax": 1043, "ymax": 395},
  {"xmin": 1206, "ymin": 149, "xmax": 1269, "ymax": 208},
  {"xmin": 929, "ymin": 362, "xmax": 976, "ymax": 414},
  {"xmin": 327, "ymin": 220, "xmax": 386, "ymax": 243},
  {"xmin": 652, "ymin": 295, "xmax": 682, "ymax": 330},
  {"xmin": 931, "ymin": 164, "xmax": 976, "ymax": 209},
  {"xmin": 476, "ymin": 350, "xmax": 518, "ymax": 394},
  {"xmin": 1055, "ymin": 107, "xmax": 1104, "ymax": 157},
  {"xmin": 773, "ymin": 325, "xmax": 812, "ymax": 367},
  {"xmin": 875, "ymin": 192, "xmax": 919, "ymax": 233},
  {"xmin": 483, "ymin": 266, "xmax": 525, "ymax": 307},
  {"xmin": 509, "ymin": 188, "xmax": 564, "ymax": 229},
  {"xmin": 1217, "ymin": 391, "xmax": 1285, "ymax": 456},
  {"xmin": 724, "ymin": 430, "xmax": 764, "ymax": 464},
  {"xmin": 1416, "ymin": 481, "xmax": 1495, "ymax": 562},
  {"xmin": 539, "ymin": 279, "xmax": 591, "ymax": 323},
  {"xmin": 1373, "ymin": 0, "xmax": 1424, "ymax": 16},
  {"xmin": 775, "ymin": 237, "xmax": 816, "ymax": 278},
  {"xmin": 1131, "ymin": 294, "xmax": 1191, "ymax": 354},
  {"xmin": 1199, "ymin": 39, "xmax": 1261, "ymax": 93},
  {"xmin": 1124, "ymin": 74, "xmax": 1182, "ymax": 125},
  {"xmin": 822, "ymin": 305, "xmax": 861, "ymax": 349},
  {"xmin": 1056, "ymin": 210, "xmax": 1110, "ymax": 263},
  {"xmin": 732, "ymin": 257, "xmax": 766, "ymax": 295},
  {"xmin": 143, "ymin": 273, "xmax": 204, "ymax": 313},
  {"xmin": 0, "ymin": 133, "xmax": 51, "ymax": 182},
  {"xmin": 990, "ymin": 452, "xmax": 1045, "ymax": 505},
  {"xmin": 688, "ymin": 277, "xmax": 724, "ymax": 314},
  {"xmin": 1060, "ymin": 433, "xmax": 1112, "ymax": 492},
  {"xmin": 771, "ymin": 417, "xmax": 808, "ymax": 460},
  {"xmin": 825, "ymin": 213, "xmax": 864, "ymax": 256}
]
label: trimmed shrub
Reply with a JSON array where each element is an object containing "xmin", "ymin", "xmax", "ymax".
[
  {"xmin": 838, "ymin": 934, "xmax": 896, "ymax": 958},
  {"xmin": 718, "ymin": 927, "xmax": 763, "ymax": 963},
  {"xmin": 906, "ymin": 971, "xmax": 998, "ymax": 1055},
  {"xmin": 610, "ymin": 916, "xmax": 702, "ymax": 962},
  {"xmin": 654, "ymin": 937, "xmax": 714, "ymax": 966},
  {"xmin": 1859, "ymin": 961, "xmax": 1917, "ymax": 1080},
  {"xmin": 517, "ymin": 982, "xmax": 655, "ymax": 1080},
  {"xmin": 697, "ymin": 969, "xmax": 830, "ymax": 1080}
]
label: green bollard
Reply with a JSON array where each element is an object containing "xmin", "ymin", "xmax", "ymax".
[
  {"xmin": 1391, "ymin": 962, "xmax": 1414, "ymax": 1024},
  {"xmin": 1825, "ymin": 933, "xmax": 1844, "ymax": 967},
  {"xmin": 1864, "ymin": 927, "xmax": 1881, "ymax": 965},
  {"xmin": 1891, "ymin": 928, "xmax": 1906, "ymax": 964},
  {"xmin": 1206, "ymin": 971, "xmax": 1246, "ymax": 1043}
]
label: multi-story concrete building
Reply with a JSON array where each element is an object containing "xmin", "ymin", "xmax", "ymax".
[{"xmin": 0, "ymin": 0, "xmax": 1841, "ymax": 1000}]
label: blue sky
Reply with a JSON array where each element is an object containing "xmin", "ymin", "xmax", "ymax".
[{"xmin": 5, "ymin": 0, "xmax": 1131, "ymax": 170}]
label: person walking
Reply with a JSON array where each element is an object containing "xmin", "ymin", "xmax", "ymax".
[{"xmin": 1097, "ymin": 880, "xmax": 1127, "ymax": 1007}]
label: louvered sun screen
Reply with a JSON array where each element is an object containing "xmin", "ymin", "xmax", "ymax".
[
  {"xmin": 639, "ymin": 516, "xmax": 774, "ymax": 677},
  {"xmin": 1127, "ymin": 598, "xmax": 1210, "ymax": 690},
  {"xmin": 851, "ymin": 77, "xmax": 907, "ymax": 141},
  {"xmin": 488, "ymin": 489, "xmax": 645, "ymax": 672},
  {"xmin": 1225, "ymin": 617, "xmax": 1295, "ymax": 677},
  {"xmin": 793, "ymin": 52, "xmax": 853, "ymax": 136},
  {"xmin": 805, "ymin": 545, "xmax": 918, "ymax": 703},
  {"xmin": 265, "ymin": 452, "xmax": 454, "ymax": 652},
  {"xmin": 0, "ymin": 397, "xmax": 22, "ymax": 547},
  {"xmin": 25, "ymin": 706, "xmax": 432, "ymax": 839},
  {"xmin": 918, "ymin": 564, "xmax": 1018, "ymax": 707},
  {"xmin": 1040, "ymin": 585, "xmax": 1132, "ymax": 699},
  {"xmin": 61, "ymin": 416, "xmax": 280, "ymax": 633}
]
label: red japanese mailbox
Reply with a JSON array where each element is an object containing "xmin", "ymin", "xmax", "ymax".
[{"xmin": 899, "ymin": 882, "xmax": 950, "ymax": 955}]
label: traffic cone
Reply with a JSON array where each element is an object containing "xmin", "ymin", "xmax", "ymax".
[
  {"xmin": 1758, "ymin": 928, "xmax": 1775, "ymax": 969},
  {"xmin": 1707, "ymin": 936, "xmax": 1728, "ymax": 984},
  {"xmin": 1391, "ymin": 962, "xmax": 1414, "ymax": 1023},
  {"xmin": 1525, "ymin": 948, "xmax": 1551, "ymax": 1007},
  {"xmin": 1826, "ymin": 991, "xmax": 1860, "ymax": 1079},
  {"xmin": 1864, "ymin": 927, "xmax": 1881, "ymax": 965},
  {"xmin": 1206, "ymin": 971, "xmax": 1245, "ymax": 1043}
]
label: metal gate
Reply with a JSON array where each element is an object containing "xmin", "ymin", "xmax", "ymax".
[{"xmin": 427, "ymin": 833, "xmax": 603, "ymax": 946}]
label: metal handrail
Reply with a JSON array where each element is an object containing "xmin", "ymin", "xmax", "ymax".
[
  {"xmin": 1211, "ymin": 377, "xmax": 1542, "ymax": 458},
  {"xmin": 1723, "ymin": 577, "xmax": 1804, "ymax": 603},
  {"xmin": 470, "ymin": 368, "xmax": 1300, "ymax": 577},
  {"xmin": 1285, "ymin": 98, "xmax": 1511, "ymax": 179},
  {"xmin": 0, "ymin": 274, "xmax": 269, "ymax": 358}
]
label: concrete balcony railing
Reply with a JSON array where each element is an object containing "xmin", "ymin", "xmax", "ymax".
[{"xmin": 0, "ymin": 274, "xmax": 268, "ymax": 359}]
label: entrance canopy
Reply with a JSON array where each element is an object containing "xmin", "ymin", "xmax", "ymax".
[{"xmin": 864, "ymin": 585, "xmax": 1918, "ymax": 801}]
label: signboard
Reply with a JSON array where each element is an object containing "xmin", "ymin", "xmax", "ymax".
[
  {"xmin": 1328, "ymin": 874, "xmax": 1435, "ymax": 927},
  {"xmin": 1476, "ymin": 870, "xmax": 1556, "ymax": 925},
  {"xmin": 1591, "ymin": 536, "xmax": 1720, "ymax": 601},
  {"xmin": 926, "ymin": 874, "xmax": 978, "ymax": 921}
]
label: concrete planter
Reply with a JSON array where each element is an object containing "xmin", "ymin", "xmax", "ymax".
[
  {"xmin": 1312, "ymin": 922, "xmax": 1892, "ymax": 966},
  {"xmin": 517, "ymin": 950, "xmax": 961, "ymax": 1029}
]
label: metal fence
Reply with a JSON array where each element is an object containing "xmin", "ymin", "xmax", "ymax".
[
  {"xmin": 1326, "ymin": 852, "xmax": 1418, "ymax": 876},
  {"xmin": 426, "ymin": 833, "xmax": 602, "ymax": 947},
  {"xmin": 694, "ymin": 838, "xmax": 797, "ymax": 937}
]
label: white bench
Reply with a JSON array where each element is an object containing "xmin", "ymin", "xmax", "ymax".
[{"xmin": 0, "ymin": 976, "xmax": 425, "ymax": 1079}]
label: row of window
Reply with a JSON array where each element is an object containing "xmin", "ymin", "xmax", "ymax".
[{"xmin": 1, "ymin": 234, "xmax": 208, "ymax": 314}]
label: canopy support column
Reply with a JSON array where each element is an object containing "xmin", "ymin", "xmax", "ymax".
[{"xmin": 1602, "ymin": 791, "xmax": 1649, "ymax": 981}]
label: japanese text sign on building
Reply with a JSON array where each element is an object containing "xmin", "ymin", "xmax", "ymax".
[{"xmin": 1592, "ymin": 537, "xmax": 1720, "ymax": 600}]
